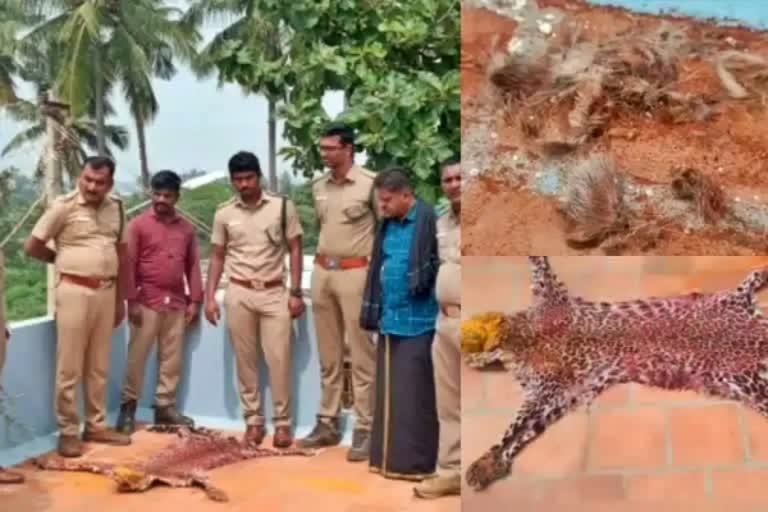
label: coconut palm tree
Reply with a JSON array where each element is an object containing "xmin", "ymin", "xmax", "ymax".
[
  {"xmin": 0, "ymin": 0, "xmax": 41, "ymax": 105},
  {"xmin": 185, "ymin": 0, "xmax": 288, "ymax": 191},
  {"xmin": 10, "ymin": 0, "xmax": 200, "ymax": 189},
  {"xmin": 2, "ymin": 23, "xmax": 127, "ymax": 197},
  {"xmin": 2, "ymin": 95, "xmax": 128, "ymax": 194}
]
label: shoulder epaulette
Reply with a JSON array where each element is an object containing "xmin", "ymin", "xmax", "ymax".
[
  {"xmin": 311, "ymin": 172, "xmax": 329, "ymax": 186},
  {"xmin": 265, "ymin": 190, "xmax": 286, "ymax": 200},
  {"xmin": 216, "ymin": 197, "xmax": 237, "ymax": 210},
  {"xmin": 358, "ymin": 167, "xmax": 377, "ymax": 179}
]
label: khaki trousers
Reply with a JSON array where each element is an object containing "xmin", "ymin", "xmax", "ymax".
[
  {"xmin": 433, "ymin": 312, "xmax": 461, "ymax": 476},
  {"xmin": 55, "ymin": 280, "xmax": 116, "ymax": 436},
  {"xmin": 310, "ymin": 265, "xmax": 375, "ymax": 431},
  {"xmin": 121, "ymin": 305, "xmax": 185, "ymax": 407},
  {"xmin": 225, "ymin": 284, "xmax": 293, "ymax": 427}
]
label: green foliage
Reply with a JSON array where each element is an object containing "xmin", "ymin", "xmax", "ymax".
[
  {"xmin": 198, "ymin": 0, "xmax": 460, "ymax": 203},
  {"xmin": 0, "ymin": 168, "xmax": 47, "ymax": 321}
]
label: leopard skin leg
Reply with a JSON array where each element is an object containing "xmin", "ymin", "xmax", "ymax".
[
  {"xmin": 528, "ymin": 256, "xmax": 569, "ymax": 306},
  {"xmin": 465, "ymin": 377, "xmax": 569, "ymax": 491},
  {"xmin": 699, "ymin": 370, "xmax": 768, "ymax": 417},
  {"xmin": 733, "ymin": 268, "xmax": 768, "ymax": 314},
  {"xmin": 194, "ymin": 475, "xmax": 229, "ymax": 502},
  {"xmin": 466, "ymin": 367, "xmax": 623, "ymax": 491}
]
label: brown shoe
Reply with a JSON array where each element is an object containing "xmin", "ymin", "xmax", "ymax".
[
  {"xmin": 273, "ymin": 426, "xmax": 293, "ymax": 448},
  {"xmin": 243, "ymin": 425, "xmax": 266, "ymax": 446},
  {"xmin": 0, "ymin": 468, "xmax": 25, "ymax": 484},
  {"xmin": 82, "ymin": 428, "xmax": 132, "ymax": 446},
  {"xmin": 57, "ymin": 434, "xmax": 83, "ymax": 458}
]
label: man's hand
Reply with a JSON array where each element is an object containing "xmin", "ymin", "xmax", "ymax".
[
  {"xmin": 128, "ymin": 302, "xmax": 142, "ymax": 326},
  {"xmin": 185, "ymin": 302, "xmax": 201, "ymax": 325},
  {"xmin": 114, "ymin": 300, "xmax": 126, "ymax": 328},
  {"xmin": 205, "ymin": 299, "xmax": 221, "ymax": 326},
  {"xmin": 288, "ymin": 296, "xmax": 305, "ymax": 319}
]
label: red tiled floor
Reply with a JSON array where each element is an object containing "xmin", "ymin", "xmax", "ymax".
[{"xmin": 0, "ymin": 430, "xmax": 460, "ymax": 512}]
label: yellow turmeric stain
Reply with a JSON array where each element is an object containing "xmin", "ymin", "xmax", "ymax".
[{"xmin": 461, "ymin": 312, "xmax": 505, "ymax": 353}]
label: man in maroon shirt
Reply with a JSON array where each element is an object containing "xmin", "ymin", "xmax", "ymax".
[{"xmin": 116, "ymin": 170, "xmax": 204, "ymax": 434}]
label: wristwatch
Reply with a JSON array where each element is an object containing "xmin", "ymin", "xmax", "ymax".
[{"xmin": 289, "ymin": 288, "xmax": 303, "ymax": 298}]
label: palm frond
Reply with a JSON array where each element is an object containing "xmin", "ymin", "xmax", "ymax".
[{"xmin": 1, "ymin": 123, "xmax": 45, "ymax": 156}]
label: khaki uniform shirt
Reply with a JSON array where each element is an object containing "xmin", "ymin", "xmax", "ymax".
[
  {"xmin": 313, "ymin": 165, "xmax": 378, "ymax": 258},
  {"xmin": 435, "ymin": 207, "xmax": 460, "ymax": 306},
  {"xmin": 211, "ymin": 192, "xmax": 303, "ymax": 282},
  {"xmin": 30, "ymin": 190, "xmax": 127, "ymax": 278}
]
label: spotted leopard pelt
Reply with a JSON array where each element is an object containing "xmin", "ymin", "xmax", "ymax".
[
  {"xmin": 463, "ymin": 256, "xmax": 768, "ymax": 491},
  {"xmin": 34, "ymin": 424, "xmax": 318, "ymax": 502}
]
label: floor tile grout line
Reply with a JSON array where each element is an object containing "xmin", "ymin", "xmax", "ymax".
[
  {"xmin": 737, "ymin": 404, "xmax": 753, "ymax": 463},
  {"xmin": 663, "ymin": 406, "xmax": 674, "ymax": 468}
]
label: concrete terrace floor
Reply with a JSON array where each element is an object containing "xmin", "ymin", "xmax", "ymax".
[{"xmin": 0, "ymin": 428, "xmax": 460, "ymax": 512}]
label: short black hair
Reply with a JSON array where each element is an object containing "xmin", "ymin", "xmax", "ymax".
[
  {"xmin": 373, "ymin": 167, "xmax": 413, "ymax": 192},
  {"xmin": 150, "ymin": 170, "xmax": 181, "ymax": 192},
  {"xmin": 83, "ymin": 155, "xmax": 116, "ymax": 176},
  {"xmin": 228, "ymin": 151, "xmax": 262, "ymax": 177},
  {"xmin": 321, "ymin": 122, "xmax": 355, "ymax": 147},
  {"xmin": 440, "ymin": 156, "xmax": 460, "ymax": 169}
]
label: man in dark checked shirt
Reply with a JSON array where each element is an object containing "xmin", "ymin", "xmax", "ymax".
[{"xmin": 116, "ymin": 170, "xmax": 204, "ymax": 434}]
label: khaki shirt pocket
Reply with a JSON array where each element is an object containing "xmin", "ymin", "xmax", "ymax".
[
  {"xmin": 265, "ymin": 221, "xmax": 285, "ymax": 248},
  {"xmin": 226, "ymin": 221, "xmax": 249, "ymax": 247},
  {"xmin": 68, "ymin": 216, "xmax": 95, "ymax": 238},
  {"xmin": 341, "ymin": 202, "xmax": 369, "ymax": 223}
]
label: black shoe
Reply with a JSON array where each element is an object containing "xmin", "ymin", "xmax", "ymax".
[
  {"xmin": 116, "ymin": 400, "xmax": 137, "ymax": 435},
  {"xmin": 346, "ymin": 429, "xmax": 370, "ymax": 462},
  {"xmin": 154, "ymin": 405, "xmax": 194, "ymax": 427},
  {"xmin": 296, "ymin": 420, "xmax": 342, "ymax": 449}
]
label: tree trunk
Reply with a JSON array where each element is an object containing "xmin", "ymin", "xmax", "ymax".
[
  {"xmin": 44, "ymin": 90, "xmax": 62, "ymax": 317},
  {"xmin": 268, "ymin": 98, "xmax": 277, "ymax": 192},
  {"xmin": 94, "ymin": 50, "xmax": 106, "ymax": 156},
  {"xmin": 135, "ymin": 113, "xmax": 149, "ymax": 191}
]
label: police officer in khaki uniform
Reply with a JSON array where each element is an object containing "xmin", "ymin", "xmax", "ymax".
[
  {"xmin": 25, "ymin": 156, "xmax": 131, "ymax": 457},
  {"xmin": 415, "ymin": 157, "xmax": 462, "ymax": 499},
  {"xmin": 0, "ymin": 250, "xmax": 25, "ymax": 483},
  {"xmin": 205, "ymin": 151, "xmax": 305, "ymax": 449},
  {"xmin": 298, "ymin": 123, "xmax": 378, "ymax": 462}
]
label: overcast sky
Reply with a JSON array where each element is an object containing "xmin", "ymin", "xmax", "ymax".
[{"xmin": 0, "ymin": 3, "xmax": 344, "ymax": 188}]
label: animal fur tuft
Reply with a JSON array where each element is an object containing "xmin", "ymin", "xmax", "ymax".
[
  {"xmin": 671, "ymin": 167, "xmax": 727, "ymax": 223},
  {"xmin": 560, "ymin": 156, "xmax": 627, "ymax": 247}
]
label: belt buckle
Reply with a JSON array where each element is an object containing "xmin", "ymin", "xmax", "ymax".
[
  {"xmin": 98, "ymin": 279, "xmax": 112, "ymax": 290},
  {"xmin": 250, "ymin": 279, "xmax": 266, "ymax": 290},
  {"xmin": 326, "ymin": 257, "xmax": 340, "ymax": 270}
]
